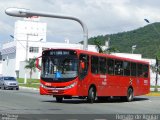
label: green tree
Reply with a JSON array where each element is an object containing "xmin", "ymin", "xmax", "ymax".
[
  {"xmin": 88, "ymin": 22, "xmax": 160, "ymax": 58},
  {"xmin": 94, "ymin": 39, "xmax": 119, "ymax": 54},
  {"xmin": 104, "ymin": 47, "xmax": 119, "ymax": 54},
  {"xmin": 94, "ymin": 39, "xmax": 104, "ymax": 53},
  {"xmin": 25, "ymin": 58, "xmax": 36, "ymax": 80}
]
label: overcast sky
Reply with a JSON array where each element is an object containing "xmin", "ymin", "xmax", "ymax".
[{"xmin": 1, "ymin": 0, "xmax": 160, "ymax": 44}]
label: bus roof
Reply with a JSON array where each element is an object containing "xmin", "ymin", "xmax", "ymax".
[{"xmin": 43, "ymin": 48, "xmax": 149, "ymax": 65}]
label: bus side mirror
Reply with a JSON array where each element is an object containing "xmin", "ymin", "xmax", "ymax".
[
  {"xmin": 80, "ymin": 61, "xmax": 85, "ymax": 69},
  {"xmin": 36, "ymin": 56, "xmax": 42, "ymax": 70}
]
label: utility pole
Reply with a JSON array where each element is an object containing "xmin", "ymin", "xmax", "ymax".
[{"xmin": 26, "ymin": 34, "xmax": 29, "ymax": 61}]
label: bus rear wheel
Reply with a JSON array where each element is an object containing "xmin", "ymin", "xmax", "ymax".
[
  {"xmin": 127, "ymin": 88, "xmax": 134, "ymax": 102},
  {"xmin": 56, "ymin": 97, "xmax": 63, "ymax": 103},
  {"xmin": 87, "ymin": 87, "xmax": 96, "ymax": 103}
]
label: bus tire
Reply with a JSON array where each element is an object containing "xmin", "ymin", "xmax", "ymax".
[
  {"xmin": 87, "ymin": 87, "xmax": 96, "ymax": 103},
  {"xmin": 127, "ymin": 87, "xmax": 134, "ymax": 102},
  {"xmin": 56, "ymin": 97, "xmax": 63, "ymax": 103}
]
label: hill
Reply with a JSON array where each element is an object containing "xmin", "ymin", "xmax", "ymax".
[{"xmin": 88, "ymin": 22, "xmax": 160, "ymax": 59}]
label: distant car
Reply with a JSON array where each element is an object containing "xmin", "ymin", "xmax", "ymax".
[{"xmin": 0, "ymin": 76, "xmax": 19, "ymax": 90}]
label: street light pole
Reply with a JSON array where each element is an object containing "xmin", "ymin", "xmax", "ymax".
[
  {"xmin": 5, "ymin": 7, "xmax": 88, "ymax": 50},
  {"xmin": 24, "ymin": 34, "xmax": 29, "ymax": 84}
]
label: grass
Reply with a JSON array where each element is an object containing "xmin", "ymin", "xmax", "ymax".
[
  {"xmin": 150, "ymin": 86, "xmax": 160, "ymax": 88},
  {"xmin": 17, "ymin": 78, "xmax": 40, "ymax": 89},
  {"xmin": 17, "ymin": 78, "xmax": 40, "ymax": 84},
  {"xmin": 146, "ymin": 91, "xmax": 160, "ymax": 96}
]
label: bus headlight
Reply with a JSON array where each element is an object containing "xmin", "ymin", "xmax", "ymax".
[
  {"xmin": 40, "ymin": 83, "xmax": 46, "ymax": 88},
  {"xmin": 64, "ymin": 82, "xmax": 77, "ymax": 89}
]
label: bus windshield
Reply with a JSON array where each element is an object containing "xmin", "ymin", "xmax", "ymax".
[{"xmin": 41, "ymin": 50, "xmax": 78, "ymax": 81}]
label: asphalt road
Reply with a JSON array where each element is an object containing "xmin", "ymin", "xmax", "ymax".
[{"xmin": 0, "ymin": 89, "xmax": 160, "ymax": 120}]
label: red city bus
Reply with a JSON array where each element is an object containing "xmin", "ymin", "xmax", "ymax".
[{"xmin": 36, "ymin": 48, "xmax": 150, "ymax": 103}]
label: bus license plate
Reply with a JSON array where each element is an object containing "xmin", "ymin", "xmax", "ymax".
[{"xmin": 52, "ymin": 90, "xmax": 58, "ymax": 93}]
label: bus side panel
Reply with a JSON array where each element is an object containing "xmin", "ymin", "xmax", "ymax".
[
  {"xmin": 77, "ymin": 73, "xmax": 95, "ymax": 97},
  {"xmin": 94, "ymin": 74, "xmax": 108, "ymax": 97},
  {"xmin": 98, "ymin": 75, "xmax": 140, "ymax": 97},
  {"xmin": 135, "ymin": 78, "xmax": 143, "ymax": 96},
  {"xmin": 119, "ymin": 76, "xmax": 132, "ymax": 96},
  {"xmin": 139, "ymin": 77, "xmax": 150, "ymax": 95},
  {"xmin": 79, "ymin": 74, "xmax": 107, "ymax": 97},
  {"xmin": 107, "ymin": 75, "xmax": 134, "ymax": 96},
  {"xmin": 87, "ymin": 74, "xmax": 104, "ymax": 96},
  {"xmin": 97, "ymin": 75, "xmax": 124, "ymax": 96},
  {"xmin": 146, "ymin": 77, "xmax": 150, "ymax": 94},
  {"xmin": 95, "ymin": 75, "xmax": 127, "ymax": 97},
  {"xmin": 77, "ymin": 78, "xmax": 90, "ymax": 97}
]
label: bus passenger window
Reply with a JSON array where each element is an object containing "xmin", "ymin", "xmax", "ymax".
[
  {"xmin": 115, "ymin": 60, "xmax": 123, "ymax": 75},
  {"xmin": 142, "ymin": 65, "xmax": 149, "ymax": 78},
  {"xmin": 91, "ymin": 56, "xmax": 99, "ymax": 74},
  {"xmin": 138, "ymin": 64, "xmax": 143, "ymax": 77},
  {"xmin": 123, "ymin": 61, "xmax": 130, "ymax": 76},
  {"xmin": 99, "ymin": 57, "xmax": 107, "ymax": 74},
  {"xmin": 107, "ymin": 59, "xmax": 114, "ymax": 75},
  {"xmin": 131, "ymin": 62, "xmax": 137, "ymax": 77}
]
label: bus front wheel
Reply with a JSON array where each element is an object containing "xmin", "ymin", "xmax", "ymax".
[
  {"xmin": 87, "ymin": 87, "xmax": 96, "ymax": 103},
  {"xmin": 56, "ymin": 97, "xmax": 63, "ymax": 103}
]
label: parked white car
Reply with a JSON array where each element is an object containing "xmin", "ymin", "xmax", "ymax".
[{"xmin": 0, "ymin": 76, "xmax": 19, "ymax": 90}]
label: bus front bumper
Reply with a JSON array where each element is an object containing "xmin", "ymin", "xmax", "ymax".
[{"xmin": 40, "ymin": 82, "xmax": 77, "ymax": 96}]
